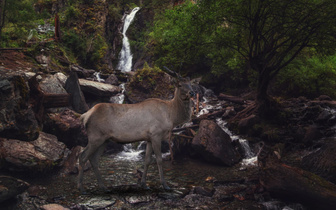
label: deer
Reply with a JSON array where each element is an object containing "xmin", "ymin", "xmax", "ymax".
[{"xmin": 77, "ymin": 68, "xmax": 196, "ymax": 193}]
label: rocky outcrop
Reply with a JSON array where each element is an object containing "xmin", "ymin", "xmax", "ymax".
[
  {"xmin": 0, "ymin": 132, "xmax": 67, "ymax": 172},
  {"xmin": 43, "ymin": 109, "xmax": 88, "ymax": 148},
  {"xmin": 64, "ymin": 72, "xmax": 89, "ymax": 114},
  {"xmin": 0, "ymin": 75, "xmax": 39, "ymax": 141},
  {"xmin": 0, "ymin": 176, "xmax": 30, "ymax": 202},
  {"xmin": 192, "ymin": 120, "xmax": 241, "ymax": 166},
  {"xmin": 302, "ymin": 139, "xmax": 336, "ymax": 184}
]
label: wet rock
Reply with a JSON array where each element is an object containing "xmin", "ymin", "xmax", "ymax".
[
  {"xmin": 39, "ymin": 74, "xmax": 67, "ymax": 94},
  {"xmin": 191, "ymin": 186, "xmax": 213, "ymax": 197},
  {"xmin": 0, "ymin": 75, "xmax": 39, "ymax": 141},
  {"xmin": 126, "ymin": 195, "xmax": 154, "ymax": 204},
  {"xmin": 79, "ymin": 78, "xmax": 121, "ymax": 97},
  {"xmin": 54, "ymin": 72, "xmax": 67, "ymax": 87},
  {"xmin": 64, "ymin": 72, "xmax": 89, "ymax": 114},
  {"xmin": 79, "ymin": 196, "xmax": 116, "ymax": 209},
  {"xmin": 302, "ymin": 138, "xmax": 336, "ymax": 184},
  {"xmin": 27, "ymin": 185, "xmax": 47, "ymax": 197},
  {"xmin": 0, "ymin": 132, "xmax": 67, "ymax": 172},
  {"xmin": 302, "ymin": 125, "xmax": 321, "ymax": 144},
  {"xmin": 0, "ymin": 176, "xmax": 30, "ymax": 202},
  {"xmin": 317, "ymin": 109, "xmax": 333, "ymax": 123},
  {"xmin": 182, "ymin": 193, "xmax": 215, "ymax": 208},
  {"xmin": 70, "ymin": 65, "xmax": 96, "ymax": 78},
  {"xmin": 192, "ymin": 120, "xmax": 241, "ymax": 166},
  {"xmin": 105, "ymin": 74, "xmax": 119, "ymax": 86},
  {"xmin": 213, "ymin": 184, "xmax": 247, "ymax": 202},
  {"xmin": 43, "ymin": 109, "xmax": 88, "ymax": 148},
  {"xmin": 40, "ymin": 203, "xmax": 69, "ymax": 210}
]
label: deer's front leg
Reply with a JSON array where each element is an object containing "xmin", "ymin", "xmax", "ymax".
[
  {"xmin": 152, "ymin": 139, "xmax": 170, "ymax": 190},
  {"xmin": 141, "ymin": 141, "xmax": 153, "ymax": 189}
]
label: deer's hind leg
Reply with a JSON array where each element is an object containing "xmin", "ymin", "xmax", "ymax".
[
  {"xmin": 77, "ymin": 137, "xmax": 106, "ymax": 193},
  {"xmin": 89, "ymin": 141, "xmax": 108, "ymax": 191}
]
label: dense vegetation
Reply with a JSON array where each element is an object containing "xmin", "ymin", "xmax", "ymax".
[{"xmin": 1, "ymin": 0, "xmax": 336, "ymax": 105}]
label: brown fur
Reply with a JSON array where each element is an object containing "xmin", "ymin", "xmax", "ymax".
[{"xmin": 77, "ymin": 78, "xmax": 195, "ymax": 192}]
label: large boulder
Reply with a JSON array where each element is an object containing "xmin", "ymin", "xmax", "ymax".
[
  {"xmin": 0, "ymin": 75, "xmax": 39, "ymax": 141},
  {"xmin": 79, "ymin": 78, "xmax": 121, "ymax": 97},
  {"xmin": 43, "ymin": 109, "xmax": 88, "ymax": 148},
  {"xmin": 0, "ymin": 132, "xmax": 67, "ymax": 172},
  {"xmin": 39, "ymin": 74, "xmax": 67, "ymax": 94},
  {"xmin": 64, "ymin": 72, "xmax": 89, "ymax": 114},
  {"xmin": 0, "ymin": 176, "xmax": 30, "ymax": 203},
  {"xmin": 125, "ymin": 66, "xmax": 174, "ymax": 103},
  {"xmin": 192, "ymin": 120, "xmax": 241, "ymax": 166},
  {"xmin": 302, "ymin": 138, "xmax": 336, "ymax": 184}
]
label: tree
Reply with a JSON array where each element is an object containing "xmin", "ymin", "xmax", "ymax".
[
  {"xmin": 0, "ymin": 0, "xmax": 7, "ymax": 40},
  {"xmin": 200, "ymin": 0, "xmax": 336, "ymax": 111},
  {"xmin": 153, "ymin": 0, "xmax": 336, "ymax": 114}
]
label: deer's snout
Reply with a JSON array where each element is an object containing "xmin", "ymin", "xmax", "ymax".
[{"xmin": 189, "ymin": 91, "xmax": 196, "ymax": 97}]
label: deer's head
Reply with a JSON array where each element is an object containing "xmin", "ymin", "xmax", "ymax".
[{"xmin": 163, "ymin": 66, "xmax": 196, "ymax": 100}]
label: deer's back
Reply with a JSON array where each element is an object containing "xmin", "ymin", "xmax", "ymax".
[{"xmin": 84, "ymin": 100, "xmax": 173, "ymax": 143}]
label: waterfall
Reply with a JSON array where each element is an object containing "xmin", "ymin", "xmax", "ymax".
[
  {"xmin": 215, "ymin": 118, "xmax": 257, "ymax": 166},
  {"xmin": 117, "ymin": 7, "xmax": 140, "ymax": 72}
]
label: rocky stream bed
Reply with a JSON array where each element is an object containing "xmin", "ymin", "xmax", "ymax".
[
  {"xmin": 3, "ymin": 149, "xmax": 305, "ymax": 210},
  {"xmin": 1, "ymin": 50, "xmax": 336, "ymax": 209}
]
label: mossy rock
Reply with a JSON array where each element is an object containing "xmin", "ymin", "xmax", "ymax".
[{"xmin": 125, "ymin": 64, "xmax": 174, "ymax": 103}]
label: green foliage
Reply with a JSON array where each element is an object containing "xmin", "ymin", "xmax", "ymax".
[
  {"xmin": 150, "ymin": 0, "xmax": 247, "ymax": 91},
  {"xmin": 274, "ymin": 55, "xmax": 336, "ymax": 99},
  {"xmin": 0, "ymin": 0, "xmax": 51, "ymax": 47},
  {"xmin": 151, "ymin": 0, "xmax": 336, "ymax": 100},
  {"xmin": 151, "ymin": 1, "xmax": 206, "ymax": 68},
  {"xmin": 129, "ymin": 63, "xmax": 165, "ymax": 92}
]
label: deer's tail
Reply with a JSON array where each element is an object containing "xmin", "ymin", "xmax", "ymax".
[{"xmin": 80, "ymin": 109, "xmax": 93, "ymax": 128}]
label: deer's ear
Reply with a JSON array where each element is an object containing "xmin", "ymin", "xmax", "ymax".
[
  {"xmin": 191, "ymin": 77, "xmax": 202, "ymax": 85},
  {"xmin": 172, "ymin": 77, "xmax": 181, "ymax": 87}
]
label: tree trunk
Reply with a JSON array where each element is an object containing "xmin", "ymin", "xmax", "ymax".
[
  {"xmin": 255, "ymin": 69, "xmax": 273, "ymax": 116},
  {"xmin": 0, "ymin": 0, "xmax": 6, "ymax": 41},
  {"xmin": 256, "ymin": 70, "xmax": 270, "ymax": 104}
]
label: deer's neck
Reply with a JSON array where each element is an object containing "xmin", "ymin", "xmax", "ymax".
[{"xmin": 170, "ymin": 88, "xmax": 193, "ymax": 127}]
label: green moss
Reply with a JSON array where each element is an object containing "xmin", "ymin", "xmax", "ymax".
[{"xmin": 129, "ymin": 63, "xmax": 165, "ymax": 93}]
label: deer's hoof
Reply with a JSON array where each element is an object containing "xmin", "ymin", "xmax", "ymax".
[
  {"xmin": 163, "ymin": 185, "xmax": 171, "ymax": 190},
  {"xmin": 80, "ymin": 190, "xmax": 89, "ymax": 195},
  {"xmin": 140, "ymin": 183, "xmax": 150, "ymax": 190}
]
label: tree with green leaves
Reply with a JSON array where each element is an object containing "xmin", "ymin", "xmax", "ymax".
[
  {"xmin": 153, "ymin": 0, "xmax": 336, "ymax": 115},
  {"xmin": 208, "ymin": 0, "xmax": 336, "ymax": 112}
]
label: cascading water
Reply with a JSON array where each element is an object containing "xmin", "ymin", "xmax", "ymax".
[
  {"xmin": 115, "ymin": 141, "xmax": 146, "ymax": 161},
  {"xmin": 117, "ymin": 7, "xmax": 140, "ymax": 72},
  {"xmin": 215, "ymin": 118, "xmax": 257, "ymax": 166}
]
